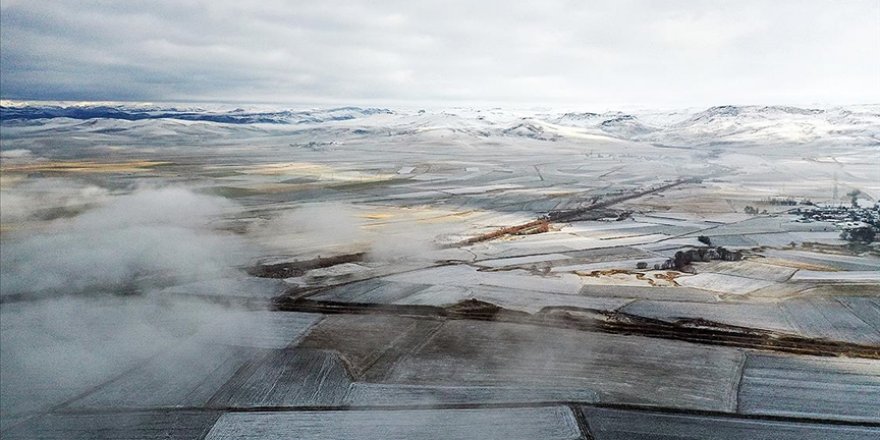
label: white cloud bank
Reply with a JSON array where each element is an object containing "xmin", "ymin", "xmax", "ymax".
[
  {"xmin": 0, "ymin": 186, "xmax": 250, "ymax": 296},
  {"xmin": 0, "ymin": 186, "xmax": 293, "ymax": 419}
]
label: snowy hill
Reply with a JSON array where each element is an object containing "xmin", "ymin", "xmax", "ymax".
[
  {"xmin": 642, "ymin": 105, "xmax": 880, "ymax": 147},
  {"xmin": 0, "ymin": 102, "xmax": 392, "ymax": 125},
  {"xmin": 1, "ymin": 101, "xmax": 877, "ymax": 148}
]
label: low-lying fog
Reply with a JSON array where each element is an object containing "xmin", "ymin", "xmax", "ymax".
[{"xmin": 0, "ymin": 180, "xmax": 452, "ymax": 419}]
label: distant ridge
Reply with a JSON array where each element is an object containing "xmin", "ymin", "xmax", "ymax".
[{"xmin": 0, "ymin": 102, "xmax": 392, "ymax": 124}]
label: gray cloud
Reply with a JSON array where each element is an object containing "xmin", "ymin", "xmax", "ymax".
[{"xmin": 1, "ymin": 0, "xmax": 877, "ymax": 106}]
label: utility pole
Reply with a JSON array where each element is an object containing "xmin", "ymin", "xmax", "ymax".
[{"xmin": 832, "ymin": 172, "xmax": 838, "ymax": 206}]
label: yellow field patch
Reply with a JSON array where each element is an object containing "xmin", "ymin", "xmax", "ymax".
[
  {"xmin": 1, "ymin": 160, "xmax": 170, "ymax": 174},
  {"xmin": 236, "ymin": 162, "xmax": 396, "ymax": 183},
  {"xmin": 361, "ymin": 213, "xmax": 394, "ymax": 220}
]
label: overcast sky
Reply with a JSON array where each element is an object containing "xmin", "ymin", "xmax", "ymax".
[{"xmin": 1, "ymin": 0, "xmax": 878, "ymax": 107}]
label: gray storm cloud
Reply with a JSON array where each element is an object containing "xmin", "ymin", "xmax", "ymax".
[{"xmin": 0, "ymin": 0, "xmax": 877, "ymax": 106}]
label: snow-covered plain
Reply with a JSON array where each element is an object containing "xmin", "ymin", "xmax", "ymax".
[{"xmin": 1, "ymin": 101, "xmax": 879, "ymax": 439}]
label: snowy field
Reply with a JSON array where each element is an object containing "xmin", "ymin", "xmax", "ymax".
[{"xmin": 1, "ymin": 102, "xmax": 879, "ymax": 439}]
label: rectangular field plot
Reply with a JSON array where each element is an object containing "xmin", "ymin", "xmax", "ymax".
[
  {"xmin": 581, "ymin": 407, "xmax": 880, "ymax": 440},
  {"xmin": 393, "ymin": 284, "xmax": 630, "ymax": 314},
  {"xmin": 578, "ymin": 284, "xmax": 722, "ymax": 302},
  {"xmin": 310, "ymin": 280, "xmax": 431, "ymax": 304},
  {"xmin": 2, "ymin": 411, "xmax": 221, "ymax": 440},
  {"xmin": 569, "ymin": 224, "xmax": 697, "ymax": 240},
  {"xmin": 744, "ymin": 232, "xmax": 805, "ymax": 248},
  {"xmin": 205, "ymin": 406, "xmax": 582, "ymax": 440},
  {"xmin": 208, "ymin": 348, "xmax": 351, "ymax": 408},
  {"xmin": 790, "ymin": 270, "xmax": 880, "ymax": 283},
  {"xmin": 386, "ymin": 320, "xmax": 745, "ymax": 411},
  {"xmin": 676, "ymin": 273, "xmax": 776, "ymax": 295},
  {"xmin": 738, "ymin": 354, "xmax": 880, "ymax": 422},
  {"xmin": 780, "ymin": 298, "xmax": 880, "ymax": 345},
  {"xmin": 0, "ymin": 302, "xmax": 169, "ymax": 418},
  {"xmin": 384, "ymin": 265, "xmax": 584, "ymax": 295},
  {"xmin": 698, "ymin": 234, "xmax": 758, "ymax": 248},
  {"xmin": 762, "ymin": 250, "xmax": 880, "ymax": 271},
  {"xmin": 836, "ymin": 296, "xmax": 880, "ymax": 333},
  {"xmin": 344, "ymin": 383, "xmax": 598, "ymax": 406},
  {"xmin": 476, "ymin": 253, "xmax": 573, "ymax": 268},
  {"xmin": 620, "ymin": 300, "xmax": 797, "ymax": 333},
  {"xmin": 67, "ymin": 342, "xmax": 263, "ymax": 410},
  {"xmin": 296, "ymin": 314, "xmax": 443, "ymax": 380},
  {"xmin": 193, "ymin": 311, "xmax": 323, "ymax": 349},
  {"xmin": 557, "ymin": 246, "xmax": 657, "ymax": 264},
  {"xmin": 695, "ymin": 217, "xmax": 790, "ymax": 235},
  {"xmin": 631, "ymin": 215, "xmax": 709, "ymax": 228},
  {"xmin": 550, "ymin": 257, "xmax": 669, "ymax": 273},
  {"xmin": 696, "ymin": 260, "xmax": 798, "ymax": 282}
]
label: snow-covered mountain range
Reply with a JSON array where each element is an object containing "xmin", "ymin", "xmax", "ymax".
[{"xmin": 2, "ymin": 101, "xmax": 878, "ymax": 148}]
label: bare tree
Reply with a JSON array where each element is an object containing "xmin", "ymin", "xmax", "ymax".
[{"xmin": 847, "ymin": 189, "xmax": 861, "ymax": 208}]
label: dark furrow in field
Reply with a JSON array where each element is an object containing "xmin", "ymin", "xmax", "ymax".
[{"xmin": 273, "ymin": 297, "xmax": 880, "ymax": 359}]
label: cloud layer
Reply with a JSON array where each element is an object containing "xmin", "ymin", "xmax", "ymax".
[{"xmin": 1, "ymin": 1, "xmax": 878, "ymax": 106}]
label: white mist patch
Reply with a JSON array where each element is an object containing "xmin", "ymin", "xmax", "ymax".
[
  {"xmin": 246, "ymin": 201, "xmax": 369, "ymax": 261},
  {"xmin": 0, "ymin": 149, "xmax": 35, "ymax": 159},
  {"xmin": 366, "ymin": 220, "xmax": 458, "ymax": 263},
  {"xmin": 0, "ymin": 178, "xmax": 110, "ymax": 224},
  {"xmin": 260, "ymin": 202, "xmax": 363, "ymax": 249},
  {"xmin": 0, "ymin": 186, "xmax": 292, "ymax": 420},
  {"xmin": 0, "ymin": 187, "xmax": 254, "ymax": 296},
  {"xmin": 0, "ymin": 294, "xmax": 303, "ymax": 419},
  {"xmin": 250, "ymin": 202, "xmax": 464, "ymax": 263}
]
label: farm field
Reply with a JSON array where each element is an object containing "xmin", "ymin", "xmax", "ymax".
[{"xmin": 1, "ymin": 102, "xmax": 878, "ymax": 438}]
